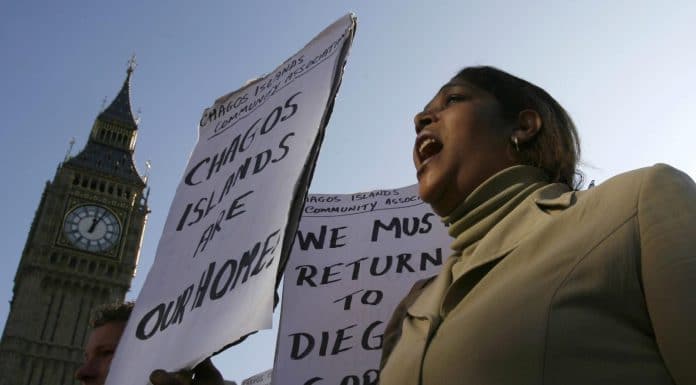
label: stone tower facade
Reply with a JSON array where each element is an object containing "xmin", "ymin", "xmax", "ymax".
[{"xmin": 0, "ymin": 65, "xmax": 149, "ymax": 385}]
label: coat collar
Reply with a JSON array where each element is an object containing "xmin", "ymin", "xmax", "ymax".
[
  {"xmin": 407, "ymin": 165, "xmax": 575, "ymax": 317},
  {"xmin": 444, "ymin": 166, "xmax": 552, "ymax": 254},
  {"xmin": 472, "ymin": 183, "xmax": 573, "ymax": 264},
  {"xmin": 441, "ymin": 183, "xmax": 573, "ymax": 315},
  {"xmin": 415, "ymin": 165, "xmax": 574, "ymax": 318}
]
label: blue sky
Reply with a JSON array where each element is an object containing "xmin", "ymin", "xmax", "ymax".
[{"xmin": 2, "ymin": 1, "xmax": 695, "ymax": 382}]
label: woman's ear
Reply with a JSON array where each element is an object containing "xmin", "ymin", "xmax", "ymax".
[{"xmin": 513, "ymin": 109, "xmax": 542, "ymax": 143}]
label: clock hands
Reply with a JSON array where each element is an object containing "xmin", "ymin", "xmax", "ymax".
[{"xmin": 88, "ymin": 209, "xmax": 109, "ymax": 233}]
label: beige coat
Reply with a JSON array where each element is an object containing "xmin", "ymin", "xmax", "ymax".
[{"xmin": 379, "ymin": 164, "xmax": 696, "ymax": 385}]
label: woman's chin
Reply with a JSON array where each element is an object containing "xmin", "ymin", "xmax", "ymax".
[
  {"xmin": 418, "ymin": 181, "xmax": 445, "ymax": 216},
  {"xmin": 417, "ymin": 180, "xmax": 434, "ymax": 203}
]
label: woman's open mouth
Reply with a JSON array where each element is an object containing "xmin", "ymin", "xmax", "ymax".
[
  {"xmin": 415, "ymin": 134, "xmax": 443, "ymax": 165},
  {"xmin": 415, "ymin": 133, "xmax": 443, "ymax": 179}
]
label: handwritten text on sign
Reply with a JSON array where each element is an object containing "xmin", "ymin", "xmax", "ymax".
[
  {"xmin": 274, "ymin": 185, "xmax": 451, "ymax": 385},
  {"xmin": 105, "ymin": 14, "xmax": 356, "ymax": 385}
]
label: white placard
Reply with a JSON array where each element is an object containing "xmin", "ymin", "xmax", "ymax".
[
  {"xmin": 273, "ymin": 185, "xmax": 451, "ymax": 385},
  {"xmin": 107, "ymin": 14, "xmax": 356, "ymax": 385}
]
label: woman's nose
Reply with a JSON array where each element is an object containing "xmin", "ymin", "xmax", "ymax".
[{"xmin": 414, "ymin": 110, "xmax": 435, "ymax": 133}]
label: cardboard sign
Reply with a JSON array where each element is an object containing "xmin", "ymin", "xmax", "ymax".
[
  {"xmin": 106, "ymin": 14, "xmax": 356, "ymax": 385},
  {"xmin": 273, "ymin": 185, "xmax": 451, "ymax": 385}
]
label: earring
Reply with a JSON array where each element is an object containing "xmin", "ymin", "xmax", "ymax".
[{"xmin": 512, "ymin": 136, "xmax": 520, "ymax": 152}]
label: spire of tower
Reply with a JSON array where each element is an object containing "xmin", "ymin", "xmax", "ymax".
[
  {"xmin": 97, "ymin": 57, "xmax": 138, "ymax": 130},
  {"xmin": 68, "ymin": 60, "xmax": 146, "ymax": 185}
]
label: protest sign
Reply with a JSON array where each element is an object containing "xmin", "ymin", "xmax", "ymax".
[
  {"xmin": 106, "ymin": 14, "xmax": 356, "ymax": 385},
  {"xmin": 273, "ymin": 185, "xmax": 451, "ymax": 385}
]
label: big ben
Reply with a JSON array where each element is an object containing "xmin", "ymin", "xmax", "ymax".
[{"xmin": 0, "ymin": 62, "xmax": 149, "ymax": 384}]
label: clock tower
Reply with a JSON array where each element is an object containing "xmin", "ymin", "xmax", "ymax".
[{"xmin": 0, "ymin": 63, "xmax": 149, "ymax": 385}]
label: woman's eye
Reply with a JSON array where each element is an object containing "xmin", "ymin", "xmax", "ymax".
[{"xmin": 444, "ymin": 94, "xmax": 468, "ymax": 105}]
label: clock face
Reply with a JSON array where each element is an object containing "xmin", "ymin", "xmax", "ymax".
[{"xmin": 63, "ymin": 205, "xmax": 121, "ymax": 252}]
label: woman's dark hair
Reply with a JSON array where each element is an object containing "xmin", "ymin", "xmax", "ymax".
[{"xmin": 455, "ymin": 66, "xmax": 581, "ymax": 188}]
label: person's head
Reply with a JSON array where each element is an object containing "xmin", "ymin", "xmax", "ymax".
[
  {"xmin": 413, "ymin": 66, "xmax": 580, "ymax": 216},
  {"xmin": 75, "ymin": 302, "xmax": 133, "ymax": 385}
]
